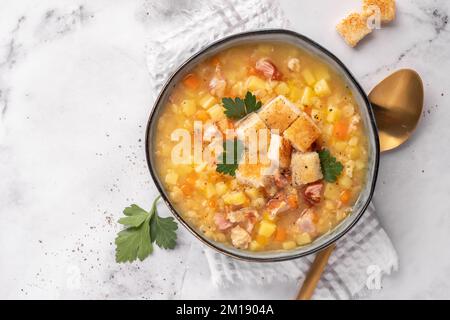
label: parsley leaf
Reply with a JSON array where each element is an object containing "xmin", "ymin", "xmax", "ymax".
[
  {"xmin": 318, "ymin": 149, "xmax": 344, "ymax": 182},
  {"xmin": 150, "ymin": 212, "xmax": 178, "ymax": 249},
  {"xmin": 216, "ymin": 139, "xmax": 244, "ymax": 176},
  {"xmin": 222, "ymin": 91, "xmax": 262, "ymax": 120},
  {"xmin": 115, "ymin": 196, "xmax": 178, "ymax": 263}
]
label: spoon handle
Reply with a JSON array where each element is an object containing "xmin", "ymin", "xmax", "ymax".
[{"xmin": 296, "ymin": 244, "xmax": 336, "ymax": 300}]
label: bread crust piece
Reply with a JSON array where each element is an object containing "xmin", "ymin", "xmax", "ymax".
[
  {"xmin": 235, "ymin": 162, "xmax": 271, "ymax": 188},
  {"xmin": 336, "ymin": 12, "xmax": 373, "ymax": 47},
  {"xmin": 258, "ymin": 95, "xmax": 300, "ymax": 133},
  {"xmin": 363, "ymin": 0, "xmax": 396, "ymax": 23},
  {"xmin": 283, "ymin": 112, "xmax": 321, "ymax": 152},
  {"xmin": 236, "ymin": 113, "xmax": 268, "ymax": 141},
  {"xmin": 291, "ymin": 151, "xmax": 323, "ymax": 186}
]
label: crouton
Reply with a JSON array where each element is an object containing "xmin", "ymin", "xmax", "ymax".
[
  {"xmin": 336, "ymin": 13, "xmax": 372, "ymax": 47},
  {"xmin": 235, "ymin": 162, "xmax": 271, "ymax": 188},
  {"xmin": 267, "ymin": 134, "xmax": 292, "ymax": 169},
  {"xmin": 235, "ymin": 113, "xmax": 270, "ymax": 150},
  {"xmin": 283, "ymin": 112, "xmax": 321, "ymax": 152},
  {"xmin": 291, "ymin": 152, "xmax": 323, "ymax": 186},
  {"xmin": 236, "ymin": 113, "xmax": 267, "ymax": 139},
  {"xmin": 258, "ymin": 95, "xmax": 300, "ymax": 133},
  {"xmin": 363, "ymin": 0, "xmax": 396, "ymax": 23}
]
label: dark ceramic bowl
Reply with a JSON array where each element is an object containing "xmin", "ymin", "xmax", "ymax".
[{"xmin": 145, "ymin": 29, "xmax": 380, "ymax": 262}]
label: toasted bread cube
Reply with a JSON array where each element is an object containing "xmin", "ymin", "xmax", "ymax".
[
  {"xmin": 363, "ymin": 0, "xmax": 396, "ymax": 23},
  {"xmin": 283, "ymin": 112, "xmax": 321, "ymax": 152},
  {"xmin": 258, "ymin": 95, "xmax": 300, "ymax": 133},
  {"xmin": 336, "ymin": 13, "xmax": 372, "ymax": 47},
  {"xmin": 291, "ymin": 151, "xmax": 323, "ymax": 186},
  {"xmin": 267, "ymin": 134, "xmax": 292, "ymax": 169},
  {"xmin": 236, "ymin": 162, "xmax": 271, "ymax": 188},
  {"xmin": 236, "ymin": 113, "xmax": 268, "ymax": 141}
]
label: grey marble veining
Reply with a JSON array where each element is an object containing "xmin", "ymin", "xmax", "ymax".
[{"xmin": 0, "ymin": 0, "xmax": 449, "ymax": 299}]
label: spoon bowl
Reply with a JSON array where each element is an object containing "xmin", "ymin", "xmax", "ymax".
[{"xmin": 369, "ymin": 69, "xmax": 424, "ymax": 152}]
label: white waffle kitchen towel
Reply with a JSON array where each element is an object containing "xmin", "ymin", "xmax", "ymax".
[{"xmin": 145, "ymin": 0, "xmax": 398, "ymax": 299}]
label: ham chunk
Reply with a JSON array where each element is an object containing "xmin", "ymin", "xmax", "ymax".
[
  {"xmin": 227, "ymin": 208, "xmax": 259, "ymax": 233},
  {"xmin": 209, "ymin": 65, "xmax": 227, "ymax": 97},
  {"xmin": 255, "ymin": 58, "xmax": 283, "ymax": 80},
  {"xmin": 214, "ymin": 213, "xmax": 233, "ymax": 231},
  {"xmin": 266, "ymin": 192, "xmax": 290, "ymax": 218},
  {"xmin": 230, "ymin": 225, "xmax": 251, "ymax": 249},
  {"xmin": 296, "ymin": 209, "xmax": 317, "ymax": 235},
  {"xmin": 304, "ymin": 181, "xmax": 323, "ymax": 204}
]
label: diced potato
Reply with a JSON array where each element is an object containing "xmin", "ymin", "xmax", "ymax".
[
  {"xmin": 223, "ymin": 191, "xmax": 247, "ymax": 205},
  {"xmin": 296, "ymin": 233, "xmax": 312, "ymax": 246},
  {"xmin": 338, "ymin": 175, "xmax": 352, "ymax": 189},
  {"xmin": 326, "ymin": 106, "xmax": 341, "ymax": 123},
  {"xmin": 207, "ymin": 104, "xmax": 226, "ymax": 121},
  {"xmin": 249, "ymin": 240, "xmax": 263, "ymax": 251},
  {"xmin": 165, "ymin": 171, "xmax": 178, "ymax": 185},
  {"xmin": 231, "ymin": 81, "xmax": 245, "ymax": 97},
  {"xmin": 181, "ymin": 99, "xmax": 196, "ymax": 116},
  {"xmin": 275, "ymin": 82, "xmax": 290, "ymax": 95},
  {"xmin": 355, "ymin": 159, "xmax": 366, "ymax": 170},
  {"xmin": 349, "ymin": 136, "xmax": 359, "ymax": 146},
  {"xmin": 314, "ymin": 79, "xmax": 331, "ymax": 97},
  {"xmin": 246, "ymin": 75, "xmax": 266, "ymax": 91},
  {"xmin": 262, "ymin": 211, "xmax": 276, "ymax": 222},
  {"xmin": 335, "ymin": 141, "xmax": 347, "ymax": 152},
  {"xmin": 314, "ymin": 65, "xmax": 330, "ymax": 81},
  {"xmin": 301, "ymin": 86, "xmax": 314, "ymax": 105},
  {"xmin": 324, "ymin": 183, "xmax": 340, "ymax": 200},
  {"xmin": 205, "ymin": 183, "xmax": 216, "ymax": 198},
  {"xmin": 301, "ymin": 69, "xmax": 316, "ymax": 86},
  {"xmin": 282, "ymin": 240, "xmax": 297, "ymax": 250},
  {"xmin": 258, "ymin": 220, "xmax": 277, "ymax": 237},
  {"xmin": 342, "ymin": 104, "xmax": 355, "ymax": 117},
  {"xmin": 289, "ymin": 86, "xmax": 302, "ymax": 102},
  {"xmin": 244, "ymin": 187, "xmax": 260, "ymax": 200},
  {"xmin": 199, "ymin": 94, "xmax": 217, "ymax": 109},
  {"xmin": 169, "ymin": 186, "xmax": 183, "ymax": 203},
  {"xmin": 348, "ymin": 146, "xmax": 361, "ymax": 159},
  {"xmin": 215, "ymin": 182, "xmax": 228, "ymax": 196},
  {"xmin": 325, "ymin": 200, "xmax": 336, "ymax": 210}
]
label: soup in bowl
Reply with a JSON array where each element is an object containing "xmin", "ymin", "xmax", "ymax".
[{"xmin": 147, "ymin": 30, "xmax": 379, "ymax": 261}]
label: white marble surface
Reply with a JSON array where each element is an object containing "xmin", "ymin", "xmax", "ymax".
[{"xmin": 1, "ymin": 0, "xmax": 449, "ymax": 299}]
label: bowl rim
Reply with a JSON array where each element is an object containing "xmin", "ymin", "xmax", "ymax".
[{"xmin": 145, "ymin": 29, "xmax": 380, "ymax": 262}]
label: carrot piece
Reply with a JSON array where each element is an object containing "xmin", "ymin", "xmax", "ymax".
[
  {"xmin": 185, "ymin": 172, "xmax": 197, "ymax": 185},
  {"xmin": 287, "ymin": 194, "xmax": 298, "ymax": 209},
  {"xmin": 274, "ymin": 227, "xmax": 286, "ymax": 242},
  {"xmin": 183, "ymin": 73, "xmax": 200, "ymax": 90},
  {"xmin": 333, "ymin": 119, "xmax": 349, "ymax": 140},
  {"xmin": 195, "ymin": 109, "xmax": 209, "ymax": 121},
  {"xmin": 180, "ymin": 183, "xmax": 194, "ymax": 196},
  {"xmin": 340, "ymin": 190, "xmax": 351, "ymax": 204},
  {"xmin": 208, "ymin": 199, "xmax": 217, "ymax": 208},
  {"xmin": 256, "ymin": 235, "xmax": 269, "ymax": 246}
]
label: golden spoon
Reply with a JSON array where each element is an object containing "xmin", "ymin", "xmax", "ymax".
[{"xmin": 297, "ymin": 69, "xmax": 424, "ymax": 300}]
